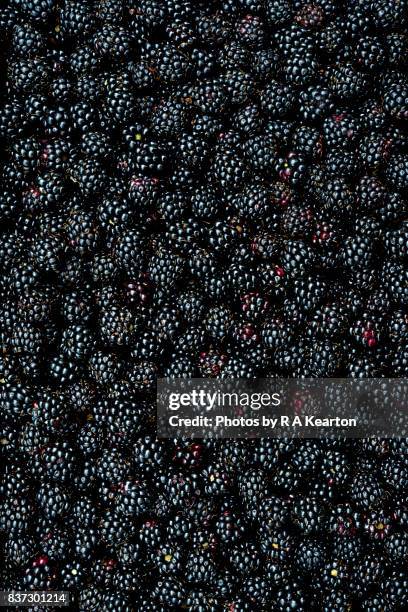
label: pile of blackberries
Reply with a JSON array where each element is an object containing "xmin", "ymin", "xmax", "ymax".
[{"xmin": 0, "ymin": 0, "xmax": 407, "ymax": 609}]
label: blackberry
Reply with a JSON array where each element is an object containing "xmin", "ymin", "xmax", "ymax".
[
  {"xmin": 276, "ymin": 152, "xmax": 308, "ymax": 187},
  {"xmin": 12, "ymin": 137, "xmax": 40, "ymax": 175},
  {"xmin": 229, "ymin": 540, "xmax": 261, "ymax": 575},
  {"xmin": 9, "ymin": 58, "xmax": 50, "ymax": 95},
  {"xmin": 244, "ymin": 134, "xmax": 277, "ymax": 172},
  {"xmin": 260, "ymin": 80, "xmax": 296, "ymax": 117},
  {"xmin": 282, "ymin": 201, "xmax": 314, "ymax": 238},
  {"xmin": 205, "ymin": 306, "xmax": 235, "ymax": 341},
  {"xmin": 291, "ymin": 496, "xmax": 326, "ymax": 535},
  {"xmin": 178, "ymin": 133, "xmax": 209, "ymax": 170},
  {"xmin": 387, "ymin": 33, "xmax": 408, "ymax": 67},
  {"xmin": 275, "ymin": 583, "xmax": 307, "ymax": 612},
  {"xmin": 211, "ymin": 147, "xmax": 248, "ymax": 189},
  {"xmin": 70, "ymin": 159, "xmax": 108, "ymax": 197},
  {"xmin": 293, "ymin": 538, "xmax": 326, "ymax": 574},
  {"xmin": 385, "ymin": 222, "xmax": 408, "ymax": 260},
  {"xmin": 351, "ymin": 471, "xmax": 385, "ymax": 510},
  {"xmin": 12, "ymin": 23, "xmax": 46, "ymax": 57},
  {"xmin": 328, "ymin": 63, "xmax": 369, "ymax": 99},
  {"xmin": 23, "ymin": 556, "xmax": 57, "ymax": 590},
  {"xmin": 266, "ymin": 0, "xmax": 293, "ymax": 26},
  {"xmin": 371, "ymin": 0, "xmax": 408, "ymax": 30},
  {"xmin": 148, "ymin": 248, "xmax": 184, "ymax": 290},
  {"xmin": 382, "ymin": 250, "xmax": 408, "ymax": 297},
  {"xmin": 292, "ymin": 125, "xmax": 322, "ymax": 159},
  {"xmin": 127, "ymin": 361, "xmax": 157, "ymax": 392},
  {"xmin": 36, "ymin": 483, "xmax": 70, "ymax": 521},
  {"xmin": 355, "ymin": 36, "xmax": 386, "ymax": 71},
  {"xmin": 386, "ymin": 153, "xmax": 408, "ymax": 192},
  {"xmin": 99, "ymin": 305, "xmax": 137, "ymax": 346},
  {"xmin": 59, "ymin": 1, "xmax": 95, "ymax": 39}
]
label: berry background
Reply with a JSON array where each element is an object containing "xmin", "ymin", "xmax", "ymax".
[{"xmin": 0, "ymin": 0, "xmax": 407, "ymax": 610}]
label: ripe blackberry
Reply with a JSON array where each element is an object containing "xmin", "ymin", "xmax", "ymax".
[
  {"xmin": 328, "ymin": 63, "xmax": 369, "ymax": 99},
  {"xmin": 228, "ymin": 540, "xmax": 261, "ymax": 576},
  {"xmin": 148, "ymin": 248, "xmax": 184, "ymax": 291},
  {"xmin": 59, "ymin": 1, "xmax": 95, "ymax": 39},
  {"xmin": 355, "ymin": 35, "xmax": 386, "ymax": 71},
  {"xmin": 387, "ymin": 33, "xmax": 408, "ymax": 67},
  {"xmin": 244, "ymin": 134, "xmax": 278, "ymax": 172},
  {"xmin": 36, "ymin": 483, "xmax": 70, "ymax": 521},
  {"xmin": 266, "ymin": 0, "xmax": 293, "ymax": 26},
  {"xmin": 276, "ymin": 152, "xmax": 308, "ymax": 187},
  {"xmin": 371, "ymin": 0, "xmax": 408, "ymax": 30},
  {"xmin": 260, "ymin": 80, "xmax": 296, "ymax": 117},
  {"xmin": 385, "ymin": 222, "xmax": 408, "ymax": 261},
  {"xmin": 351, "ymin": 471, "xmax": 385, "ymax": 510},
  {"xmin": 232, "ymin": 103, "xmax": 263, "ymax": 136},
  {"xmin": 292, "ymin": 125, "xmax": 322, "ymax": 160},
  {"xmin": 12, "ymin": 137, "xmax": 41, "ymax": 175},
  {"xmin": 386, "ymin": 153, "xmax": 408, "ymax": 192},
  {"xmin": 381, "ymin": 261, "xmax": 408, "ymax": 305},
  {"xmin": 23, "ymin": 556, "xmax": 57, "ymax": 590},
  {"xmin": 9, "ymin": 58, "xmax": 50, "ymax": 95},
  {"xmin": 211, "ymin": 147, "xmax": 248, "ymax": 189}
]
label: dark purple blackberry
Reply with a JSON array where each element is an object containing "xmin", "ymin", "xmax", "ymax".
[
  {"xmin": 388, "ymin": 310, "xmax": 408, "ymax": 344},
  {"xmin": 59, "ymin": 0, "xmax": 95, "ymax": 38},
  {"xmin": 266, "ymin": 0, "xmax": 293, "ymax": 26},
  {"xmin": 228, "ymin": 540, "xmax": 261, "ymax": 576},
  {"xmin": 275, "ymin": 582, "xmax": 307, "ymax": 612},
  {"xmin": 260, "ymin": 80, "xmax": 296, "ymax": 118},
  {"xmin": 327, "ymin": 63, "xmax": 369, "ymax": 100},
  {"xmin": 127, "ymin": 360, "xmax": 157, "ymax": 392},
  {"xmin": 282, "ymin": 239, "xmax": 315, "ymax": 276},
  {"xmin": 99, "ymin": 304, "xmax": 137, "ymax": 347},
  {"xmin": 148, "ymin": 248, "xmax": 184, "ymax": 292},
  {"xmin": 371, "ymin": 0, "xmax": 408, "ymax": 30},
  {"xmin": 276, "ymin": 152, "xmax": 308, "ymax": 187},
  {"xmin": 299, "ymin": 85, "xmax": 334, "ymax": 122},
  {"xmin": 219, "ymin": 355, "xmax": 257, "ymax": 378},
  {"xmin": 12, "ymin": 137, "xmax": 41, "ymax": 175},
  {"xmin": 385, "ymin": 222, "xmax": 408, "ymax": 261},
  {"xmin": 9, "ymin": 57, "xmax": 50, "ymax": 95},
  {"xmin": 341, "ymin": 216, "xmax": 381, "ymax": 271},
  {"xmin": 387, "ymin": 33, "xmax": 408, "ymax": 67},
  {"xmin": 164, "ymin": 218, "xmax": 201, "ymax": 255},
  {"xmin": 224, "ymin": 70, "xmax": 257, "ymax": 106},
  {"xmin": 349, "ymin": 313, "xmax": 384, "ymax": 350},
  {"xmin": 292, "ymin": 125, "xmax": 322, "ymax": 160},
  {"xmin": 244, "ymin": 134, "xmax": 278, "ymax": 172},
  {"xmin": 232, "ymin": 103, "xmax": 263, "ymax": 135},
  {"xmin": 251, "ymin": 230, "xmax": 281, "ymax": 260},
  {"xmin": 350, "ymin": 471, "xmax": 385, "ymax": 510},
  {"xmin": 355, "ymin": 35, "xmax": 386, "ymax": 71},
  {"xmin": 69, "ymin": 159, "xmax": 108, "ymax": 197},
  {"xmin": 293, "ymin": 538, "xmax": 326, "ymax": 576},
  {"xmin": 23, "ymin": 556, "xmax": 58, "ymax": 591},
  {"xmin": 204, "ymin": 305, "xmax": 234, "ymax": 342},
  {"xmin": 36, "ymin": 483, "xmax": 70, "ymax": 521},
  {"xmin": 290, "ymin": 495, "xmax": 326, "ymax": 535},
  {"xmin": 211, "ymin": 146, "xmax": 248, "ymax": 189},
  {"xmin": 282, "ymin": 200, "xmax": 314, "ymax": 238},
  {"xmin": 386, "ymin": 153, "xmax": 408, "ymax": 192},
  {"xmin": 12, "ymin": 23, "xmax": 46, "ymax": 57},
  {"xmin": 88, "ymin": 351, "xmax": 122, "ymax": 386}
]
